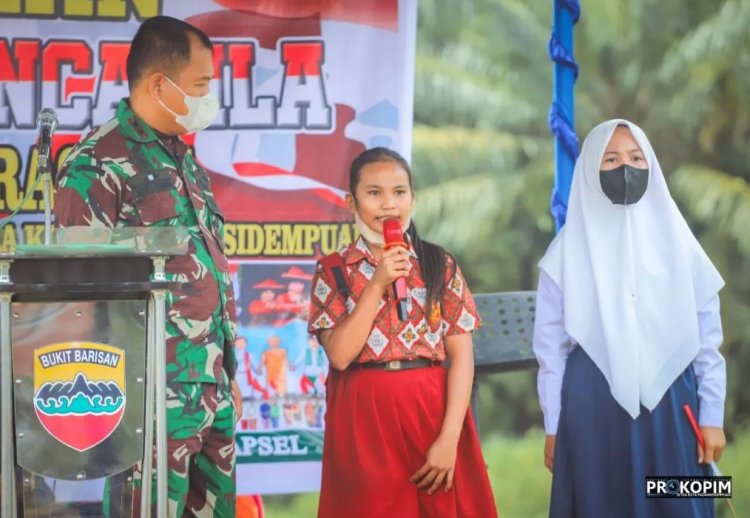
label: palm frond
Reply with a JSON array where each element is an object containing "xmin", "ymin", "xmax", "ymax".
[
  {"xmin": 414, "ymin": 54, "xmax": 542, "ymax": 129},
  {"xmin": 413, "ymin": 172, "xmax": 523, "ymax": 251},
  {"xmin": 670, "ymin": 164, "xmax": 750, "ymax": 255},
  {"xmin": 658, "ymin": 0, "xmax": 750, "ymax": 80},
  {"xmin": 412, "ymin": 125, "xmax": 549, "ymax": 185}
]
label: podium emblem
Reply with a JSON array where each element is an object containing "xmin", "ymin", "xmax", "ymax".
[{"xmin": 33, "ymin": 342, "xmax": 126, "ymax": 452}]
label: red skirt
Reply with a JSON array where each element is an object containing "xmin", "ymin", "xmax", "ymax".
[{"xmin": 318, "ymin": 366, "xmax": 498, "ymax": 518}]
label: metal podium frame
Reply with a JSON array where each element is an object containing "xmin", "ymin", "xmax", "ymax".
[{"xmin": 0, "ymin": 229, "xmax": 186, "ymax": 518}]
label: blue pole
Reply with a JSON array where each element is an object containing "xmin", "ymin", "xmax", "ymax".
[{"xmin": 548, "ymin": 0, "xmax": 580, "ymax": 231}]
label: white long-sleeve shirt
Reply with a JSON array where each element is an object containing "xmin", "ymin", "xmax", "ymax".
[{"xmin": 533, "ymin": 270, "xmax": 726, "ymax": 434}]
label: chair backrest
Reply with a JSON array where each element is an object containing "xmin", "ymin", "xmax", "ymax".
[{"xmin": 472, "ymin": 291, "xmax": 538, "ymax": 374}]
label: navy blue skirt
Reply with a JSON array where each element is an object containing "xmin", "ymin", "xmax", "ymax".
[{"xmin": 550, "ymin": 346, "xmax": 714, "ymax": 518}]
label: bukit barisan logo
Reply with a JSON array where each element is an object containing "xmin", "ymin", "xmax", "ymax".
[{"xmin": 33, "ymin": 342, "xmax": 126, "ymax": 452}]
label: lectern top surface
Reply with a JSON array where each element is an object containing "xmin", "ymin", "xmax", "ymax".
[{"xmin": 0, "ymin": 226, "xmax": 189, "ymax": 259}]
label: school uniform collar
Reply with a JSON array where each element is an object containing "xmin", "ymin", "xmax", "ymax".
[{"xmin": 345, "ymin": 235, "xmax": 418, "ymax": 266}]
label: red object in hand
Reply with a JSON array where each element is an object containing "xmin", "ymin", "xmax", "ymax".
[
  {"xmin": 382, "ymin": 217, "xmax": 406, "ymax": 250},
  {"xmin": 683, "ymin": 404, "xmax": 705, "ymax": 450},
  {"xmin": 382, "ymin": 218, "xmax": 408, "ymax": 320}
]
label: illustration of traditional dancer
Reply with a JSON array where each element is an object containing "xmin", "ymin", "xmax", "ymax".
[
  {"xmin": 247, "ymin": 279, "xmax": 285, "ymax": 325},
  {"xmin": 257, "ymin": 335, "xmax": 288, "ymax": 398},
  {"xmin": 274, "ymin": 267, "xmax": 313, "ymax": 325},
  {"xmin": 235, "ymin": 336, "xmax": 269, "ymax": 401},
  {"xmin": 295, "ymin": 335, "xmax": 329, "ymax": 395}
]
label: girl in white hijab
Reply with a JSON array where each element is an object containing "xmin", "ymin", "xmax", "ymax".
[{"xmin": 534, "ymin": 120, "xmax": 726, "ymax": 517}]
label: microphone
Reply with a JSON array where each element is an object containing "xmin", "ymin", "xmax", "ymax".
[
  {"xmin": 382, "ymin": 218, "xmax": 409, "ymax": 321},
  {"xmin": 36, "ymin": 107, "xmax": 58, "ymax": 173},
  {"xmin": 36, "ymin": 108, "xmax": 57, "ymax": 245}
]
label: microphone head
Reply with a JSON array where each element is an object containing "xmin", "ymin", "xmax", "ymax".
[
  {"xmin": 382, "ymin": 217, "xmax": 405, "ymax": 247},
  {"xmin": 37, "ymin": 107, "xmax": 58, "ymax": 131}
]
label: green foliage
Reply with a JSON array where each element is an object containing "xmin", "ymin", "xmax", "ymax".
[
  {"xmin": 715, "ymin": 430, "xmax": 750, "ymax": 517},
  {"xmin": 483, "ymin": 431, "xmax": 551, "ymax": 518},
  {"xmin": 475, "ymin": 370, "xmax": 542, "ymax": 437},
  {"xmin": 671, "ymin": 165, "xmax": 750, "ymax": 256},
  {"xmin": 262, "ymin": 492, "xmax": 319, "ymax": 518},
  {"xmin": 412, "ymin": 0, "xmax": 554, "ymax": 300}
]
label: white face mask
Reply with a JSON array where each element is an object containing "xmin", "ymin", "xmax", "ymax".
[
  {"xmin": 354, "ymin": 213, "xmax": 412, "ymax": 246},
  {"xmin": 159, "ymin": 76, "xmax": 219, "ymax": 133}
]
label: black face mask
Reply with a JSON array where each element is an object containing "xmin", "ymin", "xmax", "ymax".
[{"xmin": 599, "ymin": 165, "xmax": 649, "ymax": 205}]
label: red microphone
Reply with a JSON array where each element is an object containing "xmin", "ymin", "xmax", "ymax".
[{"xmin": 382, "ymin": 218, "xmax": 409, "ymax": 321}]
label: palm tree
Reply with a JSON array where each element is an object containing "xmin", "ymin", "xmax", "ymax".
[{"xmin": 413, "ymin": 0, "xmax": 554, "ymax": 292}]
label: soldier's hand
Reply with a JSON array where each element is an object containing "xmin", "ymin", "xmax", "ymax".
[{"xmin": 231, "ymin": 379, "xmax": 243, "ymax": 422}]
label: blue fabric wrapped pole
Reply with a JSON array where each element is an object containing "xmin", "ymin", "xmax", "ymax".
[{"xmin": 548, "ymin": 0, "xmax": 580, "ymax": 231}]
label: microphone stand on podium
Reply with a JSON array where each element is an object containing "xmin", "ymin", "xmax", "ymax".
[
  {"xmin": 0, "ymin": 106, "xmax": 57, "ymax": 517},
  {"xmin": 36, "ymin": 107, "xmax": 58, "ymax": 246}
]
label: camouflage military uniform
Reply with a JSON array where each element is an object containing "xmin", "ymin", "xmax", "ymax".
[{"xmin": 54, "ymin": 99, "xmax": 237, "ymax": 517}]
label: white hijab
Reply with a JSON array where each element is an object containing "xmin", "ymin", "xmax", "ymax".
[{"xmin": 539, "ymin": 119, "xmax": 724, "ymax": 419}]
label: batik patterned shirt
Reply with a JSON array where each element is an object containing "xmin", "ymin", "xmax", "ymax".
[{"xmin": 308, "ymin": 236, "xmax": 481, "ymax": 363}]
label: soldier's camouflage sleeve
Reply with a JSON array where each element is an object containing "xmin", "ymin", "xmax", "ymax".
[{"xmin": 55, "ymin": 145, "xmax": 121, "ymax": 229}]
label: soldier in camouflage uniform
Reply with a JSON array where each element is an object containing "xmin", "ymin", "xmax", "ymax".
[{"xmin": 54, "ymin": 16, "xmax": 242, "ymax": 518}]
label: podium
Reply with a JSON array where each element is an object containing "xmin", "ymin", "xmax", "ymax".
[{"xmin": 0, "ymin": 227, "xmax": 187, "ymax": 517}]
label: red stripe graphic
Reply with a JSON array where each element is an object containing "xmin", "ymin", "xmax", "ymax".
[
  {"xmin": 232, "ymin": 161, "xmax": 348, "ymax": 208},
  {"xmin": 64, "ymin": 76, "xmax": 96, "ymax": 101},
  {"xmin": 234, "ymin": 161, "xmax": 291, "ymax": 177}
]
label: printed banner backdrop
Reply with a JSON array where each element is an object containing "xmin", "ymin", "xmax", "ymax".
[{"xmin": 0, "ymin": 0, "xmax": 416, "ymax": 495}]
